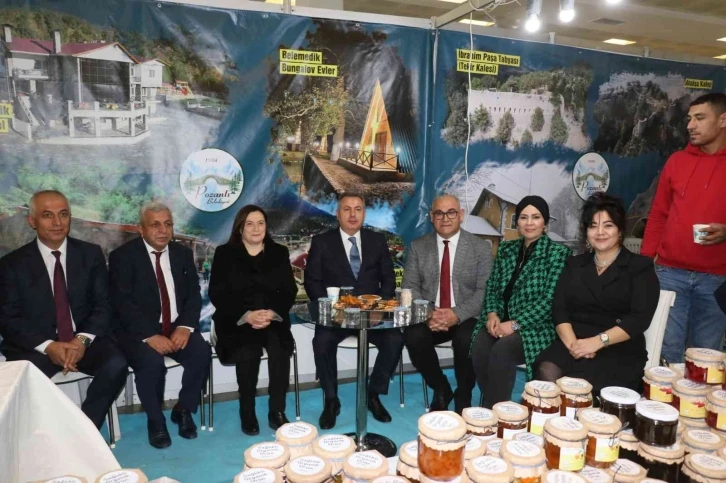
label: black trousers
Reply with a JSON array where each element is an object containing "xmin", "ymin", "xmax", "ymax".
[
  {"xmin": 4, "ymin": 336, "xmax": 129, "ymax": 429},
  {"xmin": 313, "ymin": 325, "xmax": 404, "ymax": 399},
  {"xmin": 119, "ymin": 331, "xmax": 211, "ymax": 424},
  {"xmin": 471, "ymin": 330, "xmax": 525, "ymax": 408},
  {"xmin": 404, "ymin": 317, "xmax": 477, "ymax": 409}
]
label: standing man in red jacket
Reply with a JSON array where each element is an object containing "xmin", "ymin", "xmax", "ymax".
[{"xmin": 642, "ymin": 92, "xmax": 726, "ymax": 364}]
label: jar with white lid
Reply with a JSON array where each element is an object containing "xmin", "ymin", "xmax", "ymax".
[
  {"xmin": 681, "ymin": 416, "xmax": 709, "ymax": 431},
  {"xmin": 417, "ymin": 411, "xmax": 468, "ymax": 482},
  {"xmin": 95, "ymin": 470, "xmax": 148, "ymax": 483},
  {"xmin": 465, "ymin": 455, "xmax": 513, "ymax": 483},
  {"xmin": 284, "ymin": 456, "xmax": 332, "ymax": 483},
  {"xmin": 643, "ymin": 366, "xmax": 677, "ymax": 403},
  {"xmin": 609, "ymin": 459, "xmax": 646, "ymax": 483},
  {"xmin": 543, "ymin": 470, "xmax": 586, "ymax": 483},
  {"xmin": 681, "ymin": 453, "xmax": 726, "ymax": 483},
  {"xmin": 276, "ymin": 422, "xmax": 318, "ymax": 459},
  {"xmin": 514, "ymin": 432, "xmax": 545, "ymax": 447},
  {"xmin": 577, "ymin": 408, "xmax": 621, "ymax": 469},
  {"xmin": 670, "ymin": 363, "xmax": 686, "ymax": 378},
  {"xmin": 685, "ymin": 348, "xmax": 726, "ymax": 385},
  {"xmin": 313, "ymin": 434, "xmax": 355, "ymax": 480},
  {"xmin": 522, "ymin": 381, "xmax": 562, "ymax": 436},
  {"xmin": 556, "ymin": 377, "xmax": 593, "ymax": 419},
  {"xmin": 617, "ymin": 429, "xmax": 638, "ymax": 461},
  {"xmin": 36, "ymin": 477, "xmax": 87, "ymax": 483},
  {"xmin": 342, "ymin": 450, "xmax": 388, "ymax": 483},
  {"xmin": 372, "ymin": 477, "xmax": 410, "ymax": 483},
  {"xmin": 636, "ymin": 441, "xmax": 684, "ymax": 483},
  {"xmin": 633, "ymin": 400, "xmax": 679, "ymax": 446},
  {"xmin": 464, "ymin": 436, "xmax": 486, "ymax": 461},
  {"xmin": 577, "ymin": 466, "xmax": 614, "ymax": 483},
  {"xmin": 682, "ymin": 429, "xmax": 725, "ymax": 454},
  {"xmin": 244, "ymin": 442, "xmax": 291, "ymax": 473},
  {"xmin": 500, "ymin": 440, "xmax": 547, "ymax": 483},
  {"xmin": 707, "ymin": 389, "xmax": 726, "ymax": 432},
  {"xmin": 235, "ymin": 468, "xmax": 284, "ymax": 483},
  {"xmin": 493, "ymin": 402, "xmax": 530, "ymax": 440},
  {"xmin": 486, "ymin": 438, "xmax": 503, "ymax": 456},
  {"xmin": 672, "ymin": 379, "xmax": 709, "ymax": 419},
  {"xmin": 543, "ymin": 417, "xmax": 588, "ymax": 472},
  {"xmin": 599, "ymin": 387, "xmax": 640, "ymax": 429},
  {"xmin": 397, "ymin": 440, "xmax": 419, "ymax": 483},
  {"xmin": 462, "ymin": 407, "xmax": 498, "ymax": 441}
]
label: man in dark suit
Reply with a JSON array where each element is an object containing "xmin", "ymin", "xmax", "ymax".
[
  {"xmin": 304, "ymin": 192, "xmax": 403, "ymax": 429},
  {"xmin": 0, "ymin": 190, "xmax": 128, "ymax": 429},
  {"xmin": 402, "ymin": 194, "xmax": 491, "ymax": 414},
  {"xmin": 109, "ymin": 202, "xmax": 210, "ymax": 449}
]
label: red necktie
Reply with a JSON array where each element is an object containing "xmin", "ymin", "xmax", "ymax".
[
  {"xmin": 440, "ymin": 240, "xmax": 451, "ymax": 309},
  {"xmin": 153, "ymin": 251, "xmax": 172, "ymax": 337},
  {"xmin": 51, "ymin": 251, "xmax": 74, "ymax": 342}
]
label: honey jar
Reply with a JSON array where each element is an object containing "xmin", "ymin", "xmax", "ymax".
[
  {"xmin": 707, "ymin": 389, "xmax": 726, "ymax": 432},
  {"xmin": 543, "ymin": 417, "xmax": 588, "ymax": 472},
  {"xmin": 556, "ymin": 377, "xmax": 593, "ymax": 419},
  {"xmin": 633, "ymin": 400, "xmax": 679, "ymax": 446},
  {"xmin": 672, "ymin": 379, "xmax": 709, "ymax": 419},
  {"xmin": 465, "ymin": 455, "xmax": 514, "ymax": 483},
  {"xmin": 500, "ymin": 440, "xmax": 547, "ymax": 483},
  {"xmin": 578, "ymin": 466, "xmax": 614, "ymax": 483},
  {"xmin": 462, "ymin": 407, "xmax": 498, "ymax": 441},
  {"xmin": 681, "ymin": 453, "xmax": 726, "ymax": 483},
  {"xmin": 464, "ymin": 436, "xmax": 486, "ymax": 462},
  {"xmin": 609, "ymin": 459, "xmax": 646, "ymax": 483},
  {"xmin": 342, "ymin": 451, "xmax": 388, "ymax": 483},
  {"xmin": 636, "ymin": 442, "xmax": 684, "ymax": 483},
  {"xmin": 514, "ymin": 432, "xmax": 545, "ymax": 447},
  {"xmin": 285, "ymin": 456, "xmax": 332, "ymax": 483},
  {"xmin": 244, "ymin": 442, "xmax": 291, "ymax": 474},
  {"xmin": 685, "ymin": 348, "xmax": 726, "ymax": 385},
  {"xmin": 643, "ymin": 366, "xmax": 677, "ymax": 403},
  {"xmin": 397, "ymin": 441, "xmax": 419, "ymax": 483},
  {"xmin": 493, "ymin": 402, "xmax": 530, "ymax": 440},
  {"xmin": 234, "ymin": 468, "xmax": 283, "ymax": 483},
  {"xmin": 523, "ymin": 381, "xmax": 562, "ymax": 436},
  {"xmin": 486, "ymin": 439, "xmax": 503, "ymax": 456},
  {"xmin": 682, "ymin": 428, "xmax": 725, "ymax": 455},
  {"xmin": 276, "ymin": 422, "xmax": 318, "ymax": 459},
  {"xmin": 617, "ymin": 430, "xmax": 639, "ymax": 461},
  {"xmin": 577, "ymin": 408, "xmax": 621, "ymax": 469},
  {"xmin": 599, "ymin": 387, "xmax": 640, "ymax": 429},
  {"xmin": 313, "ymin": 434, "xmax": 355, "ymax": 480},
  {"xmin": 543, "ymin": 471, "xmax": 586, "ymax": 483},
  {"xmin": 417, "ymin": 411, "xmax": 468, "ymax": 482}
]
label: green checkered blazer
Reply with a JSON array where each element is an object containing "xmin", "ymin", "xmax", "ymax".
[{"xmin": 471, "ymin": 235, "xmax": 571, "ymax": 379}]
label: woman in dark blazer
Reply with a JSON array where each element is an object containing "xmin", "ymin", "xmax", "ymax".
[
  {"xmin": 535, "ymin": 192, "xmax": 660, "ymax": 394},
  {"xmin": 208, "ymin": 205, "xmax": 297, "ymax": 436}
]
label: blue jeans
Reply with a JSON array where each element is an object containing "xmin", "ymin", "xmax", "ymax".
[{"xmin": 658, "ymin": 265, "xmax": 726, "ymax": 364}]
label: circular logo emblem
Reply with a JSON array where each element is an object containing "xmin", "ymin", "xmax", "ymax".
[
  {"xmin": 572, "ymin": 152, "xmax": 610, "ymax": 201},
  {"xmin": 180, "ymin": 148, "xmax": 243, "ymax": 212}
]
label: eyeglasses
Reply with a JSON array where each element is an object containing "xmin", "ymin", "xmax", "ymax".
[{"xmin": 432, "ymin": 209, "xmax": 459, "ymax": 220}]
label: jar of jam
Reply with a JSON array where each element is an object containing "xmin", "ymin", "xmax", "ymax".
[
  {"xmin": 643, "ymin": 367, "xmax": 677, "ymax": 403},
  {"xmin": 557, "ymin": 377, "xmax": 593, "ymax": 419},
  {"xmin": 599, "ymin": 387, "xmax": 640, "ymax": 429},
  {"xmin": 682, "ymin": 428, "xmax": 725, "ymax": 455},
  {"xmin": 577, "ymin": 408, "xmax": 621, "ymax": 469},
  {"xmin": 276, "ymin": 422, "xmax": 318, "ymax": 459},
  {"xmin": 514, "ymin": 432, "xmax": 545, "ymax": 447},
  {"xmin": 500, "ymin": 440, "xmax": 547, "ymax": 483},
  {"xmin": 636, "ymin": 442, "xmax": 684, "ymax": 483},
  {"xmin": 417, "ymin": 411, "xmax": 468, "ymax": 482},
  {"xmin": 285, "ymin": 456, "xmax": 332, "ymax": 483},
  {"xmin": 543, "ymin": 470, "xmax": 586, "ymax": 483},
  {"xmin": 707, "ymin": 389, "xmax": 726, "ymax": 432},
  {"xmin": 487, "ymin": 439, "xmax": 503, "ymax": 456},
  {"xmin": 609, "ymin": 459, "xmax": 646, "ymax": 483},
  {"xmin": 313, "ymin": 434, "xmax": 355, "ymax": 480},
  {"xmin": 462, "ymin": 407, "xmax": 498, "ymax": 441},
  {"xmin": 523, "ymin": 381, "xmax": 562, "ymax": 436},
  {"xmin": 397, "ymin": 441, "xmax": 420, "ymax": 483},
  {"xmin": 464, "ymin": 436, "xmax": 486, "ymax": 462},
  {"xmin": 685, "ymin": 348, "xmax": 726, "ymax": 385},
  {"xmin": 672, "ymin": 379, "xmax": 709, "ymax": 419},
  {"xmin": 670, "ymin": 363, "xmax": 686, "ymax": 379},
  {"xmin": 681, "ymin": 416, "xmax": 709, "ymax": 432},
  {"xmin": 235, "ymin": 468, "xmax": 284, "ymax": 483},
  {"xmin": 466, "ymin": 455, "xmax": 514, "ymax": 483},
  {"xmin": 342, "ymin": 451, "xmax": 388, "ymax": 483},
  {"xmin": 244, "ymin": 442, "xmax": 291, "ymax": 474},
  {"xmin": 634, "ymin": 400, "xmax": 679, "ymax": 446},
  {"xmin": 96, "ymin": 470, "xmax": 147, "ymax": 483},
  {"xmin": 616, "ymin": 429, "xmax": 638, "ymax": 461},
  {"xmin": 543, "ymin": 417, "xmax": 588, "ymax": 471},
  {"xmin": 493, "ymin": 402, "xmax": 530, "ymax": 440},
  {"xmin": 373, "ymin": 477, "xmax": 410, "ymax": 483},
  {"xmin": 578, "ymin": 466, "xmax": 614, "ymax": 483},
  {"xmin": 681, "ymin": 453, "xmax": 726, "ymax": 483}
]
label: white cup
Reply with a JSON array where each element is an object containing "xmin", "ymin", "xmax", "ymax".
[
  {"xmin": 326, "ymin": 287, "xmax": 340, "ymax": 303},
  {"xmin": 693, "ymin": 224, "xmax": 710, "ymax": 244}
]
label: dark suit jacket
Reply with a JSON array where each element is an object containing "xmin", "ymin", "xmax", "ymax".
[
  {"xmin": 109, "ymin": 237, "xmax": 201, "ymax": 342},
  {"xmin": 304, "ymin": 228, "xmax": 395, "ymax": 300},
  {"xmin": 0, "ymin": 237, "xmax": 111, "ymax": 355}
]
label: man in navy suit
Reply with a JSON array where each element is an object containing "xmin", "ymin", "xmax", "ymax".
[
  {"xmin": 0, "ymin": 190, "xmax": 128, "ymax": 429},
  {"xmin": 109, "ymin": 202, "xmax": 210, "ymax": 449},
  {"xmin": 304, "ymin": 192, "xmax": 403, "ymax": 429}
]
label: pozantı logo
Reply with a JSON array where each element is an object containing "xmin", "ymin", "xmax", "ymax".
[
  {"xmin": 180, "ymin": 148, "xmax": 243, "ymax": 212},
  {"xmin": 572, "ymin": 152, "xmax": 610, "ymax": 201}
]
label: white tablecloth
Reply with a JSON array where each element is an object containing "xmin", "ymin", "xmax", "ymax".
[{"xmin": 0, "ymin": 361, "xmax": 120, "ymax": 483}]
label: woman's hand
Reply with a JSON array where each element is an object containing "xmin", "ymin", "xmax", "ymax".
[
  {"xmin": 571, "ymin": 337, "xmax": 603, "ymax": 359},
  {"xmin": 496, "ymin": 321, "xmax": 515, "ymax": 338},
  {"xmin": 486, "ymin": 313, "xmax": 501, "ymax": 337}
]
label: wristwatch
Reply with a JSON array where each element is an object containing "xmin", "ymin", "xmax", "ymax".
[
  {"xmin": 75, "ymin": 334, "xmax": 92, "ymax": 348},
  {"xmin": 598, "ymin": 332, "xmax": 610, "ymax": 348},
  {"xmin": 511, "ymin": 321, "xmax": 520, "ymax": 332}
]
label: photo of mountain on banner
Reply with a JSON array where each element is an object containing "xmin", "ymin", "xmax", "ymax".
[{"xmin": 263, "ymin": 20, "xmax": 419, "ymax": 206}]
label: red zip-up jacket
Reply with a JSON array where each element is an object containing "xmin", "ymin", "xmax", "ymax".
[{"xmin": 641, "ymin": 143, "xmax": 726, "ymax": 275}]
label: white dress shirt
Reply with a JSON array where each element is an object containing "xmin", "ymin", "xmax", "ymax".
[
  {"xmin": 435, "ymin": 230, "xmax": 460, "ymax": 308},
  {"xmin": 340, "ymin": 228, "xmax": 362, "ymax": 265},
  {"xmin": 35, "ymin": 238, "xmax": 95, "ymax": 354}
]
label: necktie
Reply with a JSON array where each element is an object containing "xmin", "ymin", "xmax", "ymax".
[
  {"xmin": 51, "ymin": 251, "xmax": 74, "ymax": 342},
  {"xmin": 348, "ymin": 237, "xmax": 361, "ymax": 279},
  {"xmin": 153, "ymin": 251, "xmax": 172, "ymax": 337},
  {"xmin": 440, "ymin": 240, "xmax": 451, "ymax": 309}
]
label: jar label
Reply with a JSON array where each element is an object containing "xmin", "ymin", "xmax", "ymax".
[
  {"xmin": 677, "ymin": 379, "xmax": 708, "ymax": 391},
  {"xmin": 559, "ymin": 377, "xmax": 588, "ymax": 389},
  {"xmin": 97, "ymin": 471, "xmax": 140, "ymax": 483},
  {"xmin": 317, "ymin": 435, "xmax": 351, "ymax": 453},
  {"xmin": 718, "ymin": 413, "xmax": 726, "ymax": 430},
  {"xmin": 565, "ymin": 407, "xmax": 577, "ymax": 419},
  {"xmin": 251, "ymin": 443, "xmax": 286, "ymax": 460},
  {"xmin": 506, "ymin": 440, "xmax": 540, "ymax": 458},
  {"xmin": 422, "ymin": 413, "xmax": 461, "ymax": 431},
  {"xmin": 46, "ymin": 479, "xmax": 85, "ymax": 483},
  {"xmin": 471, "ymin": 456, "xmax": 508, "ymax": 474},
  {"xmin": 687, "ymin": 429, "xmax": 721, "ymax": 444},
  {"xmin": 280, "ymin": 423, "xmax": 313, "ymax": 439},
  {"xmin": 649, "ymin": 384, "xmax": 673, "ymax": 403},
  {"xmin": 579, "ymin": 411, "xmax": 615, "ymax": 426},
  {"xmin": 636, "ymin": 400, "xmax": 679, "ymax": 421},
  {"xmin": 691, "ymin": 348, "xmax": 723, "ymax": 358},
  {"xmin": 514, "ymin": 432, "xmax": 544, "ymax": 447},
  {"xmin": 649, "ymin": 366, "xmax": 676, "ymax": 378},
  {"xmin": 290, "ymin": 457, "xmax": 325, "ymax": 475},
  {"xmin": 691, "ymin": 453, "xmax": 726, "ymax": 470},
  {"xmin": 595, "ymin": 437, "xmax": 620, "ymax": 463},
  {"xmin": 679, "ymin": 398, "xmax": 707, "ymax": 418},
  {"xmin": 557, "ymin": 446, "xmax": 585, "ymax": 471},
  {"xmin": 578, "ymin": 466, "xmax": 611, "ymax": 483},
  {"xmin": 550, "ymin": 417, "xmax": 584, "ymax": 432},
  {"xmin": 529, "ymin": 381, "xmax": 557, "ymax": 392},
  {"xmin": 464, "ymin": 408, "xmax": 495, "ymax": 421},
  {"xmin": 487, "ymin": 439, "xmax": 503, "ymax": 454},
  {"xmin": 501, "ymin": 427, "xmax": 526, "ymax": 440},
  {"xmin": 372, "ymin": 478, "xmax": 409, "ymax": 483},
  {"xmin": 707, "ymin": 366, "xmax": 725, "ymax": 384},
  {"xmin": 404, "ymin": 441, "xmax": 418, "ymax": 459},
  {"xmin": 714, "ymin": 390, "xmax": 726, "ymax": 402},
  {"xmin": 238, "ymin": 469, "xmax": 277, "ymax": 483},
  {"xmin": 348, "ymin": 452, "xmax": 383, "ymax": 469},
  {"xmin": 530, "ymin": 411, "xmax": 559, "ymax": 436},
  {"xmin": 612, "ymin": 459, "xmax": 641, "ymax": 476},
  {"xmin": 496, "ymin": 403, "xmax": 525, "ymax": 416},
  {"xmin": 601, "ymin": 387, "xmax": 640, "ymax": 405},
  {"xmin": 466, "ymin": 437, "xmax": 483, "ymax": 452},
  {"xmin": 546, "ymin": 470, "xmax": 585, "ymax": 483}
]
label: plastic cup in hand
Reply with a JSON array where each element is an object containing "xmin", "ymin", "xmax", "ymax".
[
  {"xmin": 344, "ymin": 307, "xmax": 361, "ymax": 328},
  {"xmin": 393, "ymin": 306, "xmax": 411, "ymax": 327},
  {"xmin": 401, "ymin": 288, "xmax": 413, "ymax": 308},
  {"xmin": 693, "ymin": 224, "xmax": 709, "ymax": 244},
  {"xmin": 318, "ymin": 297, "xmax": 332, "ymax": 323},
  {"xmin": 413, "ymin": 299, "xmax": 429, "ymax": 323},
  {"xmin": 326, "ymin": 287, "xmax": 340, "ymax": 304}
]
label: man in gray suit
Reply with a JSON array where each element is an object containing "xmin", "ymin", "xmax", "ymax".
[{"xmin": 402, "ymin": 194, "xmax": 492, "ymax": 413}]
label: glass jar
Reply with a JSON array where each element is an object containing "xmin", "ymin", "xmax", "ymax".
[
  {"xmin": 543, "ymin": 417, "xmax": 588, "ymax": 472},
  {"xmin": 609, "ymin": 459, "xmax": 646, "ymax": 483},
  {"xmin": 543, "ymin": 470, "xmax": 586, "ymax": 483},
  {"xmin": 244, "ymin": 442, "xmax": 291, "ymax": 474},
  {"xmin": 464, "ymin": 437, "xmax": 486, "ymax": 462},
  {"xmin": 462, "ymin": 407, "xmax": 498, "ymax": 441},
  {"xmin": 486, "ymin": 439, "xmax": 503, "ymax": 456},
  {"xmin": 500, "ymin": 440, "xmax": 547, "ymax": 483},
  {"xmin": 577, "ymin": 408, "xmax": 621, "ymax": 469},
  {"xmin": 342, "ymin": 451, "xmax": 388, "ymax": 483},
  {"xmin": 682, "ymin": 428, "xmax": 725, "ymax": 455},
  {"xmin": 672, "ymin": 379, "xmax": 709, "ymax": 419},
  {"xmin": 235, "ymin": 468, "xmax": 284, "ymax": 483},
  {"xmin": 557, "ymin": 377, "xmax": 593, "ymax": 419},
  {"xmin": 599, "ymin": 387, "xmax": 640, "ymax": 429},
  {"xmin": 276, "ymin": 422, "xmax": 318, "ymax": 459},
  {"xmin": 285, "ymin": 456, "xmax": 332, "ymax": 483},
  {"xmin": 493, "ymin": 402, "xmax": 530, "ymax": 440},
  {"xmin": 681, "ymin": 453, "xmax": 726, "ymax": 483},
  {"xmin": 397, "ymin": 441, "xmax": 420, "ymax": 483},
  {"xmin": 522, "ymin": 381, "xmax": 562, "ymax": 436},
  {"xmin": 643, "ymin": 366, "xmax": 677, "ymax": 403},
  {"xmin": 707, "ymin": 389, "xmax": 726, "ymax": 432},
  {"xmin": 313, "ymin": 434, "xmax": 355, "ymax": 481},
  {"xmin": 96, "ymin": 470, "xmax": 147, "ymax": 483},
  {"xmin": 617, "ymin": 430, "xmax": 639, "ymax": 462},
  {"xmin": 417, "ymin": 411, "xmax": 468, "ymax": 482},
  {"xmin": 685, "ymin": 348, "xmax": 726, "ymax": 385},
  {"xmin": 633, "ymin": 400, "xmax": 679, "ymax": 446},
  {"xmin": 578, "ymin": 466, "xmax": 614, "ymax": 483},
  {"xmin": 466, "ymin": 455, "xmax": 514, "ymax": 483},
  {"xmin": 514, "ymin": 432, "xmax": 545, "ymax": 447},
  {"xmin": 636, "ymin": 442, "xmax": 684, "ymax": 483}
]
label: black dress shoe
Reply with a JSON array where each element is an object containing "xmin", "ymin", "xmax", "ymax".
[
  {"xmin": 268, "ymin": 411, "xmax": 290, "ymax": 430},
  {"xmin": 368, "ymin": 394, "xmax": 392, "ymax": 423},
  {"xmin": 430, "ymin": 387, "xmax": 454, "ymax": 412},
  {"xmin": 148, "ymin": 420, "xmax": 172, "ymax": 449},
  {"xmin": 170, "ymin": 405, "xmax": 198, "ymax": 440},
  {"xmin": 240, "ymin": 408, "xmax": 260, "ymax": 435},
  {"xmin": 319, "ymin": 397, "xmax": 341, "ymax": 430}
]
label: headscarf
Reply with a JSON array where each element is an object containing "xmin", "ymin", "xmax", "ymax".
[{"xmin": 515, "ymin": 195, "xmax": 550, "ymax": 225}]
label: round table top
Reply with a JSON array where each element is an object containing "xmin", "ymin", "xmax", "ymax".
[{"xmin": 292, "ymin": 302, "xmax": 430, "ymax": 331}]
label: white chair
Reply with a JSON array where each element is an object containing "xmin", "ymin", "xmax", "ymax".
[
  {"xmin": 623, "ymin": 238, "xmax": 643, "ymax": 255},
  {"xmin": 644, "ymin": 290, "xmax": 677, "ymax": 369},
  {"xmin": 419, "ymin": 341, "xmax": 485, "ymax": 410}
]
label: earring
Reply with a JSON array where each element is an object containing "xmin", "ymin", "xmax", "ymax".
[{"xmin": 585, "ymin": 240, "xmax": 592, "ymax": 252}]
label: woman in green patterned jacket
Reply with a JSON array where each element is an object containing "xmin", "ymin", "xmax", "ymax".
[{"xmin": 471, "ymin": 195, "xmax": 571, "ymax": 408}]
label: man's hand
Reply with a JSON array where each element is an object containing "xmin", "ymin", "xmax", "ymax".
[
  {"xmin": 486, "ymin": 313, "xmax": 501, "ymax": 337},
  {"xmin": 246, "ymin": 310, "xmax": 274, "ymax": 330},
  {"xmin": 46, "ymin": 341, "xmax": 75, "ymax": 369},
  {"xmin": 146, "ymin": 335, "xmax": 176, "ymax": 355},
  {"xmin": 428, "ymin": 308, "xmax": 458, "ymax": 332},
  {"xmin": 62, "ymin": 338, "xmax": 87, "ymax": 374},
  {"xmin": 571, "ymin": 337, "xmax": 603, "ymax": 359},
  {"xmin": 170, "ymin": 327, "xmax": 192, "ymax": 351},
  {"xmin": 701, "ymin": 223, "xmax": 726, "ymax": 246}
]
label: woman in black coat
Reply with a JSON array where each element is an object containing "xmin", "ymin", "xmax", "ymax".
[{"xmin": 208, "ymin": 205, "xmax": 297, "ymax": 436}]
